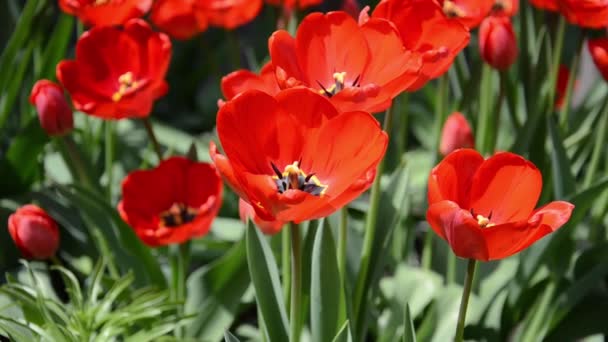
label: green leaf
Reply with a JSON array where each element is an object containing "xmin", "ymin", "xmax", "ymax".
[
  {"xmin": 547, "ymin": 116, "xmax": 576, "ymax": 199},
  {"xmin": 39, "ymin": 14, "xmax": 73, "ymax": 79},
  {"xmin": 245, "ymin": 221, "xmax": 289, "ymax": 342},
  {"xmin": 332, "ymin": 320, "xmax": 353, "ymax": 342},
  {"xmin": 185, "ymin": 238, "xmax": 249, "ymax": 340},
  {"xmin": 403, "ymin": 304, "xmax": 416, "ymax": 342},
  {"xmin": 0, "ymin": 118, "xmax": 48, "ymax": 196},
  {"xmin": 224, "ymin": 331, "xmax": 241, "ymax": 342},
  {"xmin": 311, "ymin": 219, "xmax": 342, "ymax": 342}
]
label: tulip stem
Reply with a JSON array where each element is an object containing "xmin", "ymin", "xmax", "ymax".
[
  {"xmin": 353, "ymin": 104, "xmax": 394, "ymax": 338},
  {"xmin": 584, "ymin": 96, "xmax": 608, "ymax": 188},
  {"xmin": 476, "ymin": 64, "xmax": 494, "ymax": 156},
  {"xmin": 170, "ymin": 242, "xmax": 190, "ymax": 338},
  {"xmin": 289, "ymin": 222, "xmax": 302, "ymax": 342},
  {"xmin": 143, "ymin": 118, "xmax": 164, "ymax": 162},
  {"xmin": 282, "ymin": 227, "xmax": 292, "ymax": 310},
  {"xmin": 547, "ymin": 17, "xmax": 566, "ymax": 111},
  {"xmin": 433, "ymin": 76, "xmax": 450, "ymax": 156},
  {"xmin": 455, "ymin": 259, "xmax": 477, "ymax": 342},
  {"xmin": 559, "ymin": 31, "xmax": 584, "ymax": 128},
  {"xmin": 104, "ymin": 121, "xmax": 115, "ymax": 202},
  {"xmin": 338, "ymin": 207, "xmax": 348, "ymax": 286}
]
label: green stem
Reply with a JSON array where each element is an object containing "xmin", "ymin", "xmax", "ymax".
[
  {"xmin": 500, "ymin": 72, "xmax": 520, "ymax": 130},
  {"xmin": 59, "ymin": 136, "xmax": 96, "ymax": 190},
  {"xmin": 338, "ymin": 207, "xmax": 348, "ymax": 283},
  {"xmin": 289, "ymin": 222, "xmax": 302, "ymax": 342},
  {"xmin": 143, "ymin": 118, "xmax": 164, "ymax": 161},
  {"xmin": 353, "ymin": 104, "xmax": 394, "ymax": 333},
  {"xmin": 454, "ymin": 259, "xmax": 477, "ymax": 342},
  {"xmin": 476, "ymin": 65, "xmax": 494, "ymax": 155},
  {"xmin": 432, "ymin": 76, "xmax": 449, "ymax": 157},
  {"xmin": 171, "ymin": 242, "xmax": 190, "ymax": 337},
  {"xmin": 559, "ymin": 32, "xmax": 584, "ymax": 128},
  {"xmin": 282, "ymin": 227, "xmax": 292, "ymax": 311},
  {"xmin": 421, "ymin": 232, "xmax": 433, "ymax": 270},
  {"xmin": 584, "ymin": 97, "xmax": 608, "ymax": 187},
  {"xmin": 104, "ymin": 121, "xmax": 115, "ymax": 201},
  {"xmin": 446, "ymin": 253, "xmax": 456, "ymax": 285},
  {"xmin": 547, "ymin": 17, "xmax": 566, "ymax": 110}
]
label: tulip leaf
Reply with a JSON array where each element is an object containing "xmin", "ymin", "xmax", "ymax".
[
  {"xmin": 311, "ymin": 219, "xmax": 342, "ymax": 342},
  {"xmin": 39, "ymin": 14, "xmax": 73, "ymax": 79},
  {"xmin": 332, "ymin": 321, "xmax": 353, "ymax": 342},
  {"xmin": 245, "ymin": 222, "xmax": 289, "ymax": 342},
  {"xmin": 403, "ymin": 304, "xmax": 417, "ymax": 342},
  {"xmin": 547, "ymin": 116, "xmax": 576, "ymax": 199},
  {"xmin": 185, "ymin": 238, "xmax": 249, "ymax": 340},
  {"xmin": 224, "ymin": 331, "xmax": 241, "ymax": 342},
  {"xmin": 0, "ymin": 118, "xmax": 48, "ymax": 197}
]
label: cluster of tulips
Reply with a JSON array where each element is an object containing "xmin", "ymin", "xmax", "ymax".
[{"xmin": 4, "ymin": 0, "xmax": 608, "ymax": 340}]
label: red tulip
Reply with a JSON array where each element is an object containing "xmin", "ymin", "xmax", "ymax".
[
  {"xmin": 199, "ymin": 0, "xmax": 263, "ymax": 30},
  {"xmin": 558, "ymin": 0, "xmax": 608, "ymax": 29},
  {"xmin": 372, "ymin": 0, "xmax": 470, "ymax": 90},
  {"xmin": 8, "ymin": 205, "xmax": 60, "ymax": 260},
  {"xmin": 529, "ymin": 0, "xmax": 558, "ymax": 11},
  {"xmin": 57, "ymin": 19, "xmax": 171, "ymax": 120},
  {"xmin": 269, "ymin": 11, "xmax": 422, "ymax": 113},
  {"xmin": 239, "ymin": 199, "xmax": 285, "ymax": 235},
  {"xmin": 588, "ymin": 38, "xmax": 608, "ymax": 82},
  {"xmin": 118, "ymin": 157, "xmax": 223, "ymax": 247},
  {"xmin": 341, "ymin": 0, "xmax": 361, "ymax": 18},
  {"xmin": 438, "ymin": 0, "xmax": 494, "ymax": 28},
  {"xmin": 439, "ymin": 112, "xmax": 474, "ymax": 156},
  {"xmin": 479, "ymin": 15, "xmax": 518, "ymax": 71},
  {"xmin": 59, "ymin": 0, "xmax": 152, "ymax": 27},
  {"xmin": 150, "ymin": 0, "xmax": 208, "ymax": 40},
  {"xmin": 29, "ymin": 80, "xmax": 73, "ymax": 136},
  {"xmin": 265, "ymin": 0, "xmax": 322, "ymax": 9},
  {"xmin": 210, "ymin": 88, "xmax": 387, "ymax": 223},
  {"xmin": 427, "ymin": 149, "xmax": 574, "ymax": 261},
  {"xmin": 221, "ymin": 62, "xmax": 280, "ymax": 101}
]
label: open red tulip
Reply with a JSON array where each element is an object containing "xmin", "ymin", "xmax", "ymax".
[
  {"xmin": 150, "ymin": 0, "xmax": 208, "ymax": 40},
  {"xmin": 239, "ymin": 199, "xmax": 285, "ymax": 235},
  {"xmin": 427, "ymin": 149, "xmax": 574, "ymax": 261},
  {"xmin": 57, "ymin": 19, "xmax": 171, "ymax": 120},
  {"xmin": 59, "ymin": 0, "xmax": 152, "ymax": 27},
  {"xmin": 529, "ymin": 0, "xmax": 558, "ymax": 11},
  {"xmin": 210, "ymin": 88, "xmax": 388, "ymax": 223},
  {"xmin": 372, "ymin": 0, "xmax": 470, "ymax": 90},
  {"xmin": 268, "ymin": 11, "xmax": 421, "ymax": 113},
  {"xmin": 118, "ymin": 157, "xmax": 223, "ymax": 247},
  {"xmin": 265, "ymin": 0, "xmax": 322, "ymax": 9}
]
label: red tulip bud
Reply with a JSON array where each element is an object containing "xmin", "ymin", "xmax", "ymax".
[
  {"xmin": 479, "ymin": 16, "xmax": 518, "ymax": 71},
  {"xmin": 440, "ymin": 112, "xmax": 475, "ymax": 156},
  {"xmin": 29, "ymin": 80, "xmax": 73, "ymax": 136},
  {"xmin": 588, "ymin": 38, "xmax": 608, "ymax": 82},
  {"xmin": 342, "ymin": 0, "xmax": 361, "ymax": 19},
  {"xmin": 8, "ymin": 205, "xmax": 60, "ymax": 260}
]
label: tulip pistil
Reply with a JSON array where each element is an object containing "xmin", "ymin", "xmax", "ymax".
[
  {"xmin": 271, "ymin": 160, "xmax": 327, "ymax": 196},
  {"xmin": 470, "ymin": 209, "xmax": 495, "ymax": 228},
  {"xmin": 317, "ymin": 72, "xmax": 360, "ymax": 98},
  {"xmin": 112, "ymin": 71, "xmax": 140, "ymax": 102},
  {"xmin": 160, "ymin": 203, "xmax": 199, "ymax": 227}
]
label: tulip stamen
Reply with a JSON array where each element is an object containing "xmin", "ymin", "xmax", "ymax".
[
  {"xmin": 317, "ymin": 71, "xmax": 349, "ymax": 98},
  {"xmin": 271, "ymin": 160, "xmax": 327, "ymax": 196},
  {"xmin": 159, "ymin": 203, "xmax": 199, "ymax": 227},
  {"xmin": 442, "ymin": 1, "xmax": 466, "ymax": 18},
  {"xmin": 112, "ymin": 71, "xmax": 141, "ymax": 102},
  {"xmin": 470, "ymin": 208, "xmax": 495, "ymax": 228}
]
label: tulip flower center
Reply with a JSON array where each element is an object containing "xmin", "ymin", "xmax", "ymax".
[
  {"xmin": 471, "ymin": 209, "xmax": 495, "ymax": 228},
  {"xmin": 159, "ymin": 203, "xmax": 199, "ymax": 227},
  {"xmin": 112, "ymin": 72, "xmax": 141, "ymax": 102},
  {"xmin": 271, "ymin": 160, "xmax": 327, "ymax": 196},
  {"xmin": 317, "ymin": 72, "xmax": 360, "ymax": 98},
  {"xmin": 442, "ymin": 1, "xmax": 466, "ymax": 18}
]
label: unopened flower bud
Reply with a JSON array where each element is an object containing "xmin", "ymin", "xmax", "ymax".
[
  {"xmin": 8, "ymin": 205, "xmax": 60, "ymax": 260},
  {"xmin": 440, "ymin": 112, "xmax": 475, "ymax": 156},
  {"xmin": 29, "ymin": 80, "xmax": 73, "ymax": 136},
  {"xmin": 479, "ymin": 16, "xmax": 518, "ymax": 71}
]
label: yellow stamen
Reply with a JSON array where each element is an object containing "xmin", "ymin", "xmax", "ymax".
[
  {"xmin": 112, "ymin": 71, "xmax": 139, "ymax": 102},
  {"xmin": 476, "ymin": 214, "xmax": 495, "ymax": 228},
  {"xmin": 333, "ymin": 72, "xmax": 347, "ymax": 85}
]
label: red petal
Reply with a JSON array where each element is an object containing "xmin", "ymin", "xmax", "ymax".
[
  {"xmin": 469, "ymin": 152, "xmax": 542, "ymax": 224},
  {"xmin": 269, "ymin": 30, "xmax": 305, "ymax": 89},
  {"xmin": 428, "ymin": 148, "xmax": 483, "ymax": 207},
  {"xmin": 426, "ymin": 200, "xmax": 489, "ymax": 260}
]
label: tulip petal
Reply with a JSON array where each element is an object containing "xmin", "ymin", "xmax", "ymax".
[
  {"xmin": 426, "ymin": 200, "xmax": 489, "ymax": 260},
  {"xmin": 428, "ymin": 148, "xmax": 484, "ymax": 207},
  {"xmin": 469, "ymin": 152, "xmax": 542, "ymax": 224}
]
